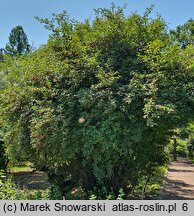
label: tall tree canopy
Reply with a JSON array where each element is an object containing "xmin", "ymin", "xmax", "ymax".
[
  {"xmin": 5, "ymin": 25, "xmax": 30, "ymax": 56},
  {"xmin": 0, "ymin": 6, "xmax": 194, "ymax": 197},
  {"xmin": 170, "ymin": 18, "xmax": 194, "ymax": 48}
]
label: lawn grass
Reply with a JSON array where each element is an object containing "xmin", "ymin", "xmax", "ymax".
[
  {"xmin": 7, "ymin": 161, "xmax": 33, "ymax": 173},
  {"xmin": 8, "ymin": 165, "xmax": 32, "ymax": 172}
]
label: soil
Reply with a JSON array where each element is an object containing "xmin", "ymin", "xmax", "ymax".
[{"xmin": 160, "ymin": 157, "xmax": 194, "ymax": 200}]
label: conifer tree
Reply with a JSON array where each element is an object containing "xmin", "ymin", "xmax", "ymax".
[{"xmin": 5, "ymin": 25, "xmax": 30, "ymax": 56}]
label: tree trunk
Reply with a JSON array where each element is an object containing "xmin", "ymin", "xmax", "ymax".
[
  {"xmin": 173, "ymin": 137, "xmax": 177, "ymax": 161},
  {"xmin": 141, "ymin": 174, "xmax": 151, "ymax": 200}
]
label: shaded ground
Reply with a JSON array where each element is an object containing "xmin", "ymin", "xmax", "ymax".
[
  {"xmin": 11, "ymin": 170, "xmax": 50, "ymax": 190},
  {"xmin": 9, "ymin": 157, "xmax": 194, "ymax": 199},
  {"xmin": 160, "ymin": 157, "xmax": 194, "ymax": 200}
]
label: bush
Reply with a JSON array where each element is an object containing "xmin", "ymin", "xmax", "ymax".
[
  {"xmin": 0, "ymin": 172, "xmax": 19, "ymax": 200},
  {"xmin": 0, "ymin": 5, "xmax": 194, "ymax": 198},
  {"xmin": 177, "ymin": 139, "xmax": 188, "ymax": 157}
]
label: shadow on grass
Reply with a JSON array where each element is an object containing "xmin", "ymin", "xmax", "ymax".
[{"xmin": 12, "ymin": 171, "xmax": 50, "ymax": 190}]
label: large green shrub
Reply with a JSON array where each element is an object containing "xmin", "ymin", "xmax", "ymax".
[{"xmin": 0, "ymin": 5, "xmax": 194, "ymax": 197}]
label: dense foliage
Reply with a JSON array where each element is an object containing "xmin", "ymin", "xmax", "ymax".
[{"xmin": 0, "ymin": 5, "xmax": 194, "ymax": 198}]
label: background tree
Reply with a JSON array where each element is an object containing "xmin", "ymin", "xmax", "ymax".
[
  {"xmin": 170, "ymin": 19, "xmax": 194, "ymax": 48},
  {"xmin": 0, "ymin": 48, "xmax": 4, "ymax": 61},
  {"xmin": 5, "ymin": 25, "xmax": 30, "ymax": 56}
]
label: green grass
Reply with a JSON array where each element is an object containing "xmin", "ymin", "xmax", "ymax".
[
  {"xmin": 8, "ymin": 165, "xmax": 32, "ymax": 172},
  {"xmin": 7, "ymin": 161, "xmax": 33, "ymax": 173}
]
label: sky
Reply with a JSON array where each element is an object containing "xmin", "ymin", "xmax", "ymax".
[{"xmin": 1, "ymin": 0, "xmax": 194, "ymax": 49}]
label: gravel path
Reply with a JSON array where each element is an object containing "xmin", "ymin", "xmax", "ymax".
[{"xmin": 161, "ymin": 157, "xmax": 194, "ymax": 200}]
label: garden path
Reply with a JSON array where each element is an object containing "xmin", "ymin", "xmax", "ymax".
[{"xmin": 161, "ymin": 157, "xmax": 194, "ymax": 199}]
